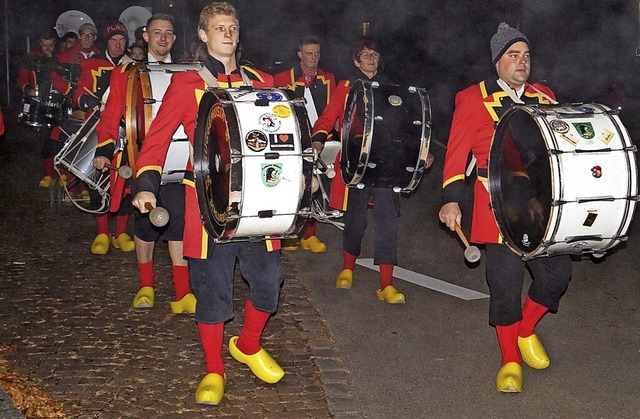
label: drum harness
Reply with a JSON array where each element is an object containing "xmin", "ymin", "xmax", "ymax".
[
  {"xmin": 196, "ymin": 65, "xmax": 253, "ymax": 89},
  {"xmin": 469, "ymin": 78, "xmax": 559, "ymax": 192}
]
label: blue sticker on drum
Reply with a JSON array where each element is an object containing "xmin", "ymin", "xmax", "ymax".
[
  {"xmin": 257, "ymin": 92, "xmax": 283, "ymax": 102},
  {"xmin": 550, "ymin": 119, "xmax": 570, "ymax": 134},
  {"xmin": 269, "ymin": 133, "xmax": 295, "ymax": 151},
  {"xmin": 259, "ymin": 113, "xmax": 281, "ymax": 132},
  {"xmin": 245, "ymin": 130, "xmax": 268, "ymax": 152},
  {"xmin": 573, "ymin": 122, "xmax": 595, "ymax": 139},
  {"xmin": 262, "ymin": 163, "xmax": 282, "ymax": 187}
]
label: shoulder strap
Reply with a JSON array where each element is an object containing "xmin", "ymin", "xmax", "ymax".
[{"xmin": 197, "ymin": 65, "xmax": 253, "ymax": 88}]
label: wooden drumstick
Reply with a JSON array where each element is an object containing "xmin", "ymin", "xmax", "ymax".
[
  {"xmin": 104, "ymin": 163, "xmax": 133, "ymax": 179},
  {"xmin": 454, "ymin": 222, "xmax": 481, "ymax": 263},
  {"xmin": 144, "ymin": 202, "xmax": 170, "ymax": 227},
  {"xmin": 316, "ymin": 156, "xmax": 336, "ymax": 179}
]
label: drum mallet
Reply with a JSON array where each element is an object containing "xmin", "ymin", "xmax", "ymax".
[
  {"xmin": 144, "ymin": 202, "xmax": 170, "ymax": 228},
  {"xmin": 455, "ymin": 222, "xmax": 481, "ymax": 263},
  {"xmin": 104, "ymin": 163, "xmax": 133, "ymax": 179},
  {"xmin": 316, "ymin": 156, "xmax": 336, "ymax": 178}
]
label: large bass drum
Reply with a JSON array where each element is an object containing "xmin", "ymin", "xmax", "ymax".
[
  {"xmin": 125, "ymin": 63, "xmax": 200, "ymax": 183},
  {"xmin": 489, "ymin": 103, "xmax": 638, "ymax": 260},
  {"xmin": 193, "ymin": 88, "xmax": 314, "ymax": 242},
  {"xmin": 341, "ymin": 80, "xmax": 431, "ymax": 192}
]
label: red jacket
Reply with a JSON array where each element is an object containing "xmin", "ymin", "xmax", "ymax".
[
  {"xmin": 17, "ymin": 51, "xmax": 55, "ymax": 94},
  {"xmin": 442, "ymin": 77, "xmax": 555, "ymax": 244},
  {"xmin": 273, "ymin": 65, "xmax": 336, "ymax": 118},
  {"xmin": 135, "ymin": 60, "xmax": 274, "ymax": 259},
  {"xmin": 52, "ymin": 43, "xmax": 101, "ymax": 95}
]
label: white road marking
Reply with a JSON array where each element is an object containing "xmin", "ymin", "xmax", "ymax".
[{"xmin": 356, "ymin": 258, "xmax": 489, "ymax": 301}]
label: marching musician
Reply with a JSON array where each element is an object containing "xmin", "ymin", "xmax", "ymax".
[
  {"xmin": 17, "ymin": 30, "xmax": 61, "ymax": 188},
  {"xmin": 132, "ymin": 2, "xmax": 284, "ymax": 406},
  {"xmin": 75, "ymin": 21, "xmax": 134, "ymax": 255},
  {"xmin": 312, "ymin": 39, "xmax": 432, "ymax": 303},
  {"xmin": 438, "ymin": 23, "xmax": 572, "ymax": 393},
  {"xmin": 93, "ymin": 14, "xmax": 194, "ymax": 314},
  {"xmin": 273, "ymin": 35, "xmax": 336, "ymax": 253}
]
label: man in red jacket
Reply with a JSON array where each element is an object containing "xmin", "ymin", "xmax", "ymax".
[
  {"xmin": 132, "ymin": 2, "xmax": 285, "ymax": 406},
  {"xmin": 439, "ymin": 23, "xmax": 572, "ymax": 393},
  {"xmin": 274, "ymin": 35, "xmax": 336, "ymax": 253}
]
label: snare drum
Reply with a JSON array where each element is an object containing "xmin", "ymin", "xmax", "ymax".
[
  {"xmin": 489, "ymin": 103, "xmax": 638, "ymax": 260},
  {"xmin": 54, "ymin": 111, "xmax": 110, "ymax": 204},
  {"xmin": 125, "ymin": 63, "xmax": 200, "ymax": 184},
  {"xmin": 193, "ymin": 87, "xmax": 314, "ymax": 242},
  {"xmin": 18, "ymin": 89, "xmax": 68, "ymax": 128},
  {"xmin": 341, "ymin": 80, "xmax": 431, "ymax": 192}
]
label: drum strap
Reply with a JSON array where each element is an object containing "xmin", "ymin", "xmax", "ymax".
[
  {"xmin": 197, "ymin": 66, "xmax": 253, "ymax": 88},
  {"xmin": 497, "ymin": 78, "xmax": 558, "ymax": 105}
]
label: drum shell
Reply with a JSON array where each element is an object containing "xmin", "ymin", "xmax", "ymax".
[
  {"xmin": 489, "ymin": 103, "xmax": 638, "ymax": 259},
  {"xmin": 341, "ymin": 80, "xmax": 431, "ymax": 192},
  {"xmin": 18, "ymin": 90, "xmax": 68, "ymax": 128},
  {"xmin": 193, "ymin": 88, "xmax": 314, "ymax": 242}
]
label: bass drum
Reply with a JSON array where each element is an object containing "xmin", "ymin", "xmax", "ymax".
[
  {"xmin": 193, "ymin": 88, "xmax": 314, "ymax": 242},
  {"xmin": 489, "ymin": 103, "xmax": 638, "ymax": 260},
  {"xmin": 125, "ymin": 63, "xmax": 201, "ymax": 183},
  {"xmin": 341, "ymin": 80, "xmax": 431, "ymax": 192}
]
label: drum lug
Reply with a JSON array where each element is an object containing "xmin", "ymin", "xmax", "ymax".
[
  {"xmin": 374, "ymin": 115, "xmax": 383, "ymax": 121},
  {"xmin": 408, "ymin": 86, "xmax": 417, "ymax": 93},
  {"xmin": 393, "ymin": 187, "xmax": 401, "ymax": 193},
  {"xmin": 367, "ymin": 162, "xmax": 377, "ymax": 169},
  {"xmin": 143, "ymin": 98, "xmax": 157, "ymax": 105},
  {"xmin": 413, "ymin": 120, "xmax": 422, "ymax": 125},
  {"xmin": 356, "ymin": 183, "xmax": 365, "ymax": 189},
  {"xmin": 265, "ymin": 152, "xmax": 280, "ymax": 160},
  {"xmin": 255, "ymin": 99, "xmax": 269, "ymax": 107},
  {"xmin": 371, "ymin": 81, "xmax": 380, "ymax": 88}
]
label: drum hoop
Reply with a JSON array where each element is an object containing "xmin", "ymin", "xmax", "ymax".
[
  {"xmin": 341, "ymin": 79, "xmax": 374, "ymax": 186},
  {"xmin": 125, "ymin": 63, "xmax": 141, "ymax": 175}
]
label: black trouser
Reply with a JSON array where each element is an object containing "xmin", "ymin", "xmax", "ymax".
[{"xmin": 485, "ymin": 243, "xmax": 572, "ymax": 326}]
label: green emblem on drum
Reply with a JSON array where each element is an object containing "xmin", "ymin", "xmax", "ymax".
[
  {"xmin": 262, "ymin": 163, "xmax": 282, "ymax": 187},
  {"xmin": 388, "ymin": 95, "xmax": 402, "ymax": 106},
  {"xmin": 573, "ymin": 122, "xmax": 595, "ymax": 139},
  {"xmin": 550, "ymin": 119, "xmax": 569, "ymax": 134}
]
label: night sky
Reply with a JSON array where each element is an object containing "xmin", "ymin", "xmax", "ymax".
[{"xmin": 2, "ymin": 0, "xmax": 640, "ymax": 140}]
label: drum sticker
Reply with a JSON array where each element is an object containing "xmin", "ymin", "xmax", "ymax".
[
  {"xmin": 388, "ymin": 95, "xmax": 403, "ymax": 107},
  {"xmin": 583, "ymin": 212, "xmax": 598, "ymax": 227},
  {"xmin": 522, "ymin": 233, "xmax": 531, "ymax": 248},
  {"xmin": 257, "ymin": 92, "xmax": 283, "ymax": 102},
  {"xmin": 259, "ymin": 113, "xmax": 281, "ymax": 132},
  {"xmin": 245, "ymin": 130, "xmax": 268, "ymax": 152},
  {"xmin": 591, "ymin": 165, "xmax": 602, "ymax": 178},
  {"xmin": 272, "ymin": 104, "xmax": 292, "ymax": 118},
  {"xmin": 598, "ymin": 128, "xmax": 615, "ymax": 145},
  {"xmin": 560, "ymin": 134, "xmax": 579, "ymax": 147},
  {"xmin": 269, "ymin": 133, "xmax": 295, "ymax": 151},
  {"xmin": 262, "ymin": 163, "xmax": 282, "ymax": 187},
  {"xmin": 550, "ymin": 119, "xmax": 570, "ymax": 134},
  {"xmin": 572, "ymin": 122, "xmax": 595, "ymax": 139}
]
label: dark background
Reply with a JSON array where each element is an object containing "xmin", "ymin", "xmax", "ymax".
[{"xmin": 2, "ymin": 0, "xmax": 640, "ymax": 141}]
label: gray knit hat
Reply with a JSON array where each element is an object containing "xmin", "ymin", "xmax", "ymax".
[{"xmin": 490, "ymin": 22, "xmax": 529, "ymax": 64}]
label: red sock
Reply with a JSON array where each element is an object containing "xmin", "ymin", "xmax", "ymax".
[
  {"xmin": 197, "ymin": 322, "xmax": 225, "ymax": 375},
  {"xmin": 235, "ymin": 300, "xmax": 270, "ymax": 355},
  {"xmin": 379, "ymin": 264, "xmax": 394, "ymax": 289},
  {"xmin": 496, "ymin": 323, "xmax": 521, "ymax": 365},
  {"xmin": 43, "ymin": 157, "xmax": 54, "ymax": 177},
  {"xmin": 172, "ymin": 265, "xmax": 190, "ymax": 301},
  {"xmin": 137, "ymin": 261, "xmax": 154, "ymax": 288},
  {"xmin": 115, "ymin": 215, "xmax": 128, "ymax": 237},
  {"xmin": 96, "ymin": 214, "xmax": 109, "ymax": 235},
  {"xmin": 519, "ymin": 296, "xmax": 549, "ymax": 338},
  {"xmin": 303, "ymin": 219, "xmax": 317, "ymax": 239},
  {"xmin": 342, "ymin": 250, "xmax": 357, "ymax": 271}
]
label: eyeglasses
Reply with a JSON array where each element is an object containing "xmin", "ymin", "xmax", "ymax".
[
  {"xmin": 79, "ymin": 33, "xmax": 95, "ymax": 38},
  {"xmin": 359, "ymin": 51, "xmax": 380, "ymax": 60}
]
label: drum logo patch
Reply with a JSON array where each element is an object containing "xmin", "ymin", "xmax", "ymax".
[
  {"xmin": 257, "ymin": 92, "xmax": 283, "ymax": 102},
  {"xmin": 262, "ymin": 163, "xmax": 282, "ymax": 187},
  {"xmin": 245, "ymin": 130, "xmax": 268, "ymax": 152},
  {"xmin": 573, "ymin": 122, "xmax": 595, "ymax": 139},
  {"xmin": 521, "ymin": 233, "xmax": 531, "ymax": 247},
  {"xmin": 259, "ymin": 113, "xmax": 281, "ymax": 132},
  {"xmin": 388, "ymin": 95, "xmax": 403, "ymax": 107},
  {"xmin": 269, "ymin": 133, "xmax": 295, "ymax": 151},
  {"xmin": 591, "ymin": 165, "xmax": 602, "ymax": 178},
  {"xmin": 272, "ymin": 104, "xmax": 292, "ymax": 118},
  {"xmin": 550, "ymin": 119, "xmax": 569, "ymax": 134}
]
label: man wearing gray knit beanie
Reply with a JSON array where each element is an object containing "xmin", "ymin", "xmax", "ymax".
[{"xmin": 439, "ymin": 22, "xmax": 572, "ymax": 393}]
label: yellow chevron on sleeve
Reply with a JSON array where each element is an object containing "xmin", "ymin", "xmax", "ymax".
[
  {"xmin": 136, "ymin": 165, "xmax": 163, "ymax": 177},
  {"xmin": 443, "ymin": 174, "xmax": 465, "ymax": 188}
]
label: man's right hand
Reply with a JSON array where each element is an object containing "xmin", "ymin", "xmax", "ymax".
[
  {"xmin": 132, "ymin": 192, "xmax": 156, "ymax": 213},
  {"xmin": 438, "ymin": 202, "xmax": 462, "ymax": 232}
]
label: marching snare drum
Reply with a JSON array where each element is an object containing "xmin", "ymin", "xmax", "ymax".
[
  {"xmin": 489, "ymin": 103, "xmax": 638, "ymax": 260},
  {"xmin": 341, "ymin": 80, "xmax": 431, "ymax": 192},
  {"xmin": 193, "ymin": 87, "xmax": 314, "ymax": 242},
  {"xmin": 125, "ymin": 63, "xmax": 200, "ymax": 184},
  {"xmin": 18, "ymin": 88, "xmax": 68, "ymax": 128}
]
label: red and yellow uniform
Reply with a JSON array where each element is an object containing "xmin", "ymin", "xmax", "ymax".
[
  {"xmin": 273, "ymin": 66, "xmax": 335, "ymax": 120},
  {"xmin": 441, "ymin": 77, "xmax": 555, "ymax": 244},
  {"xmin": 135, "ymin": 59, "xmax": 273, "ymax": 259},
  {"xmin": 52, "ymin": 43, "xmax": 101, "ymax": 95}
]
